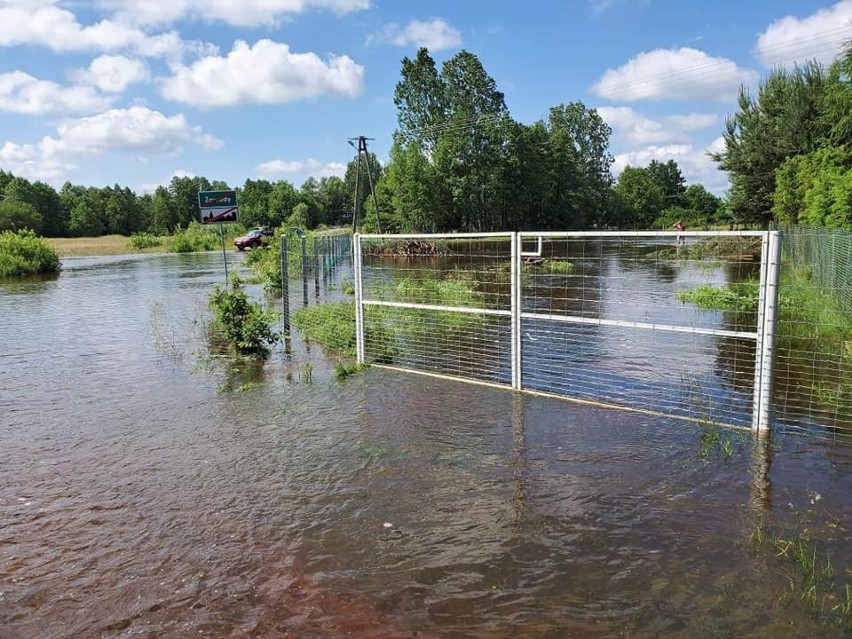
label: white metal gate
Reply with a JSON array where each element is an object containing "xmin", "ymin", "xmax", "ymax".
[{"xmin": 354, "ymin": 231, "xmax": 781, "ymax": 432}]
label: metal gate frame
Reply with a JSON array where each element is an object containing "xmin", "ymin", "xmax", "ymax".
[{"xmin": 354, "ymin": 231, "xmax": 782, "ymax": 432}]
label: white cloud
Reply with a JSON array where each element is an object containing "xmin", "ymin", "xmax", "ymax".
[
  {"xmin": 160, "ymin": 39, "xmax": 364, "ymax": 107},
  {"xmin": 0, "ymin": 107, "xmax": 221, "ymax": 183},
  {"xmin": 590, "ymin": 48, "xmax": 759, "ymax": 102},
  {"xmin": 256, "ymin": 158, "xmax": 346, "ymax": 179},
  {"xmin": 598, "ymin": 106, "xmax": 717, "ymax": 146},
  {"xmin": 138, "ymin": 169, "xmax": 196, "ymax": 194},
  {"xmin": 612, "ymin": 137, "xmax": 729, "ymax": 194},
  {"xmin": 369, "ymin": 18, "xmax": 462, "ymax": 51},
  {"xmin": 755, "ymin": 0, "xmax": 852, "ymax": 67},
  {"xmin": 71, "ymin": 55, "xmax": 150, "ymax": 93},
  {"xmin": 0, "ymin": 0, "xmax": 208, "ymax": 59},
  {"xmin": 0, "ymin": 71, "xmax": 113, "ymax": 115},
  {"xmin": 100, "ymin": 0, "xmax": 371, "ymax": 27}
]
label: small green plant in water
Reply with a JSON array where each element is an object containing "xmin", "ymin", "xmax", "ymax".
[
  {"xmin": 335, "ymin": 361, "xmax": 369, "ymax": 380},
  {"xmin": 208, "ymin": 283, "xmax": 280, "ymax": 356},
  {"xmin": 303, "ymin": 361, "xmax": 313, "ymax": 384}
]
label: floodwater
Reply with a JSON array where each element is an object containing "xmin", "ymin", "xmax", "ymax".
[{"xmin": 1, "ymin": 251, "xmax": 851, "ymax": 638}]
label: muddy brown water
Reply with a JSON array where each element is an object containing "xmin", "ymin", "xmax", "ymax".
[{"xmin": 1, "ymin": 252, "xmax": 851, "ymax": 638}]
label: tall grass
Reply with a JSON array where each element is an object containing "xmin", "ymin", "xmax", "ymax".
[{"xmin": 0, "ymin": 229, "xmax": 61, "ymax": 276}]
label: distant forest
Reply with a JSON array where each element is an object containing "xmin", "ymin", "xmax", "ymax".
[{"xmin": 2, "ymin": 45, "xmax": 850, "ymax": 237}]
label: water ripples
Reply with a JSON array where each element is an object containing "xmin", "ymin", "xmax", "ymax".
[{"xmin": 2, "ymin": 252, "xmax": 851, "ymax": 638}]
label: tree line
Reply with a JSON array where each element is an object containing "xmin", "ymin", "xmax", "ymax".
[{"xmin": 3, "ymin": 45, "xmax": 849, "ymax": 238}]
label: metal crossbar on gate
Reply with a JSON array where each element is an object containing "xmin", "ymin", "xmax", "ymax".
[{"xmin": 354, "ymin": 231, "xmax": 781, "ymax": 432}]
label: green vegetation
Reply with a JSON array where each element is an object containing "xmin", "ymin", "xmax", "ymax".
[
  {"xmin": 335, "ymin": 361, "xmax": 369, "ymax": 380},
  {"xmin": 0, "ymin": 229, "xmax": 61, "ymax": 277},
  {"xmin": 208, "ymin": 280, "xmax": 280, "ymax": 356},
  {"xmin": 292, "ymin": 301, "xmax": 358, "ymax": 356},
  {"xmin": 677, "ymin": 282, "xmax": 759, "ymax": 313},
  {"xmin": 533, "ymin": 259, "xmax": 575, "ymax": 274},
  {"xmin": 748, "ymin": 501, "xmax": 851, "ymax": 631},
  {"xmin": 128, "ymin": 233, "xmax": 163, "ymax": 250},
  {"xmin": 713, "ymin": 46, "xmax": 852, "ymax": 229},
  {"xmin": 171, "ymin": 222, "xmax": 221, "ymax": 253}
]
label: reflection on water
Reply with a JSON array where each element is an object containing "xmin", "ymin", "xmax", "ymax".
[{"xmin": 1, "ymin": 251, "xmax": 851, "ymax": 638}]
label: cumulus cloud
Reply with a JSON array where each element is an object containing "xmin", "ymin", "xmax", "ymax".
[
  {"xmin": 256, "ymin": 158, "xmax": 346, "ymax": 179},
  {"xmin": 755, "ymin": 0, "xmax": 852, "ymax": 67},
  {"xmin": 100, "ymin": 0, "xmax": 371, "ymax": 27},
  {"xmin": 160, "ymin": 39, "xmax": 364, "ymax": 107},
  {"xmin": 369, "ymin": 18, "xmax": 462, "ymax": 50},
  {"xmin": 0, "ymin": 71, "xmax": 113, "ymax": 115},
  {"xmin": 0, "ymin": 0, "xmax": 209, "ymax": 60},
  {"xmin": 70, "ymin": 55, "xmax": 150, "ymax": 93},
  {"xmin": 598, "ymin": 106, "xmax": 717, "ymax": 146},
  {"xmin": 0, "ymin": 107, "xmax": 221, "ymax": 183},
  {"xmin": 612, "ymin": 137, "xmax": 729, "ymax": 194},
  {"xmin": 590, "ymin": 48, "xmax": 759, "ymax": 102}
]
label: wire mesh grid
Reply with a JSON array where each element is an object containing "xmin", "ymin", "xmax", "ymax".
[
  {"xmin": 771, "ymin": 227, "xmax": 852, "ymax": 440},
  {"xmin": 519, "ymin": 233, "xmax": 762, "ymax": 427},
  {"xmin": 355, "ymin": 231, "xmax": 768, "ymax": 429},
  {"xmin": 357, "ymin": 234, "xmax": 514, "ymax": 384}
]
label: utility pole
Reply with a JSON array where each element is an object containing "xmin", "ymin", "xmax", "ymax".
[{"xmin": 347, "ymin": 136, "xmax": 382, "ymax": 234}]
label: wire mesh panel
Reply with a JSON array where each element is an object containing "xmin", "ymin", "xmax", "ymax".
[
  {"xmin": 772, "ymin": 227, "xmax": 852, "ymax": 441},
  {"xmin": 519, "ymin": 232, "xmax": 766, "ymax": 428},
  {"xmin": 354, "ymin": 231, "xmax": 775, "ymax": 429},
  {"xmin": 356, "ymin": 234, "xmax": 515, "ymax": 385}
]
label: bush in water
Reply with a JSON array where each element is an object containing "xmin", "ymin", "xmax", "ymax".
[
  {"xmin": 0, "ymin": 229, "xmax": 61, "ymax": 277},
  {"xmin": 208, "ymin": 284, "xmax": 280, "ymax": 356}
]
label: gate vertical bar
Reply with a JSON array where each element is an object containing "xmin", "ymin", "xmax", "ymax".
[
  {"xmin": 511, "ymin": 232, "xmax": 522, "ymax": 390},
  {"xmin": 752, "ymin": 230, "xmax": 782, "ymax": 432},
  {"xmin": 353, "ymin": 233, "xmax": 366, "ymax": 365},
  {"xmin": 751, "ymin": 231, "xmax": 770, "ymax": 430}
]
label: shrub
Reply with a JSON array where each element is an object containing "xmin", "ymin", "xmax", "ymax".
[
  {"xmin": 208, "ymin": 285, "xmax": 280, "ymax": 356},
  {"xmin": 170, "ymin": 222, "xmax": 220, "ymax": 253},
  {"xmin": 128, "ymin": 233, "xmax": 162, "ymax": 250},
  {"xmin": 0, "ymin": 229, "xmax": 61, "ymax": 277}
]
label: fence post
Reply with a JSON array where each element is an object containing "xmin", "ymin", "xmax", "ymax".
[
  {"xmin": 511, "ymin": 232, "xmax": 522, "ymax": 390},
  {"xmin": 752, "ymin": 230, "xmax": 782, "ymax": 433},
  {"xmin": 353, "ymin": 234, "xmax": 365, "ymax": 364},
  {"xmin": 280, "ymin": 235, "xmax": 290, "ymax": 336}
]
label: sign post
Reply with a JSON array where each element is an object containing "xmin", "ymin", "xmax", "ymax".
[{"xmin": 198, "ymin": 190, "xmax": 239, "ymax": 284}]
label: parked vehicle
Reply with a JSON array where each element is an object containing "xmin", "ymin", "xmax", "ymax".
[{"xmin": 234, "ymin": 229, "xmax": 269, "ymax": 251}]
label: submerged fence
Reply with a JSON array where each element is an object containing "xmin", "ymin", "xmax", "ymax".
[{"xmin": 352, "ymin": 231, "xmax": 785, "ymax": 433}]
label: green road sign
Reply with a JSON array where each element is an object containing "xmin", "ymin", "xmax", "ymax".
[
  {"xmin": 198, "ymin": 190, "xmax": 237, "ymax": 208},
  {"xmin": 199, "ymin": 190, "xmax": 239, "ymax": 224}
]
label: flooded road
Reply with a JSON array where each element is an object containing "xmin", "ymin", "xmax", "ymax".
[{"xmin": 1, "ymin": 252, "xmax": 851, "ymax": 638}]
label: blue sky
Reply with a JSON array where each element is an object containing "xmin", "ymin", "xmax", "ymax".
[{"xmin": 1, "ymin": 0, "xmax": 850, "ymax": 196}]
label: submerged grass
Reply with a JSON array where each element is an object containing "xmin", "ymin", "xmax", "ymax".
[
  {"xmin": 292, "ymin": 300, "xmax": 357, "ymax": 356},
  {"xmin": 748, "ymin": 510, "xmax": 851, "ymax": 632}
]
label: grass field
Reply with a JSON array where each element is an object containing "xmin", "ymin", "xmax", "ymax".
[{"xmin": 46, "ymin": 235, "xmax": 169, "ymax": 257}]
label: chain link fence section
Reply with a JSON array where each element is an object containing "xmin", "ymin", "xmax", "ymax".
[
  {"xmin": 354, "ymin": 234, "xmax": 515, "ymax": 385},
  {"xmin": 771, "ymin": 226, "xmax": 852, "ymax": 440},
  {"xmin": 518, "ymin": 232, "xmax": 766, "ymax": 428}
]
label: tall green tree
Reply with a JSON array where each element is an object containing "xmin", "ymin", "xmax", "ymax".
[
  {"xmin": 712, "ymin": 62, "xmax": 828, "ymax": 225},
  {"xmin": 0, "ymin": 199, "xmax": 42, "ymax": 233}
]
